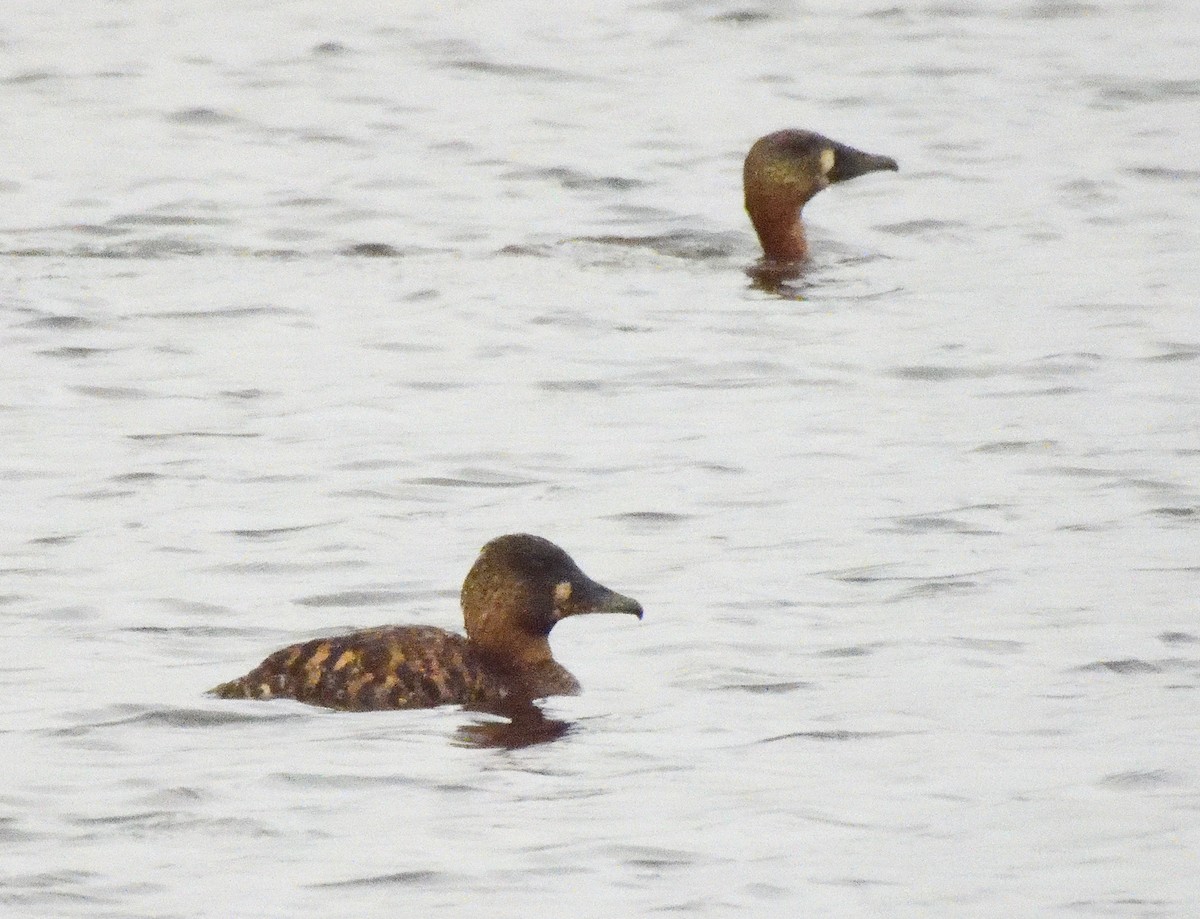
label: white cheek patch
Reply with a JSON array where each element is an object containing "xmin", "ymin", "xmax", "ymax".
[
  {"xmin": 820, "ymin": 147, "xmax": 836, "ymax": 176},
  {"xmin": 554, "ymin": 581, "xmax": 572, "ymax": 605}
]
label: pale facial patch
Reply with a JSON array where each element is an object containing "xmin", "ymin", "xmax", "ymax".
[
  {"xmin": 554, "ymin": 580, "xmax": 572, "ymax": 606},
  {"xmin": 819, "ymin": 147, "xmax": 836, "ymax": 176}
]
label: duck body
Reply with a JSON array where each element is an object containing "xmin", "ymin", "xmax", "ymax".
[
  {"xmin": 744, "ymin": 129, "xmax": 898, "ymax": 263},
  {"xmin": 210, "ymin": 534, "xmax": 642, "ymax": 714},
  {"xmin": 209, "ymin": 624, "xmax": 577, "ymax": 711}
]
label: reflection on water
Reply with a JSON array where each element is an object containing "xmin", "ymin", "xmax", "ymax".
[
  {"xmin": 745, "ymin": 260, "xmax": 807, "ymax": 298},
  {"xmin": 453, "ymin": 704, "xmax": 573, "ymax": 750}
]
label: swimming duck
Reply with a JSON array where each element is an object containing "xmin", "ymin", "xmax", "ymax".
[
  {"xmin": 210, "ymin": 534, "xmax": 643, "ymax": 713},
  {"xmin": 744, "ymin": 130, "xmax": 898, "ymax": 262}
]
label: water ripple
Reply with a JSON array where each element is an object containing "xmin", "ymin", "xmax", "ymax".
[
  {"xmin": 1098, "ymin": 770, "xmax": 1181, "ymax": 789},
  {"xmin": 293, "ymin": 589, "xmax": 411, "ymax": 608},
  {"xmin": 49, "ymin": 705, "xmax": 306, "ymax": 735},
  {"xmin": 308, "ymin": 870, "xmax": 450, "ymax": 889},
  {"xmin": 756, "ymin": 730, "xmax": 920, "ymax": 744},
  {"xmin": 1077, "ymin": 659, "xmax": 1162, "ymax": 675}
]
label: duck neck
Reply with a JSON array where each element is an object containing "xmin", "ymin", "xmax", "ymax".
[
  {"xmin": 507, "ymin": 635, "xmax": 555, "ymax": 669},
  {"xmin": 747, "ymin": 197, "xmax": 809, "ymax": 262},
  {"xmin": 471, "ymin": 627, "xmax": 555, "ymax": 670},
  {"xmin": 476, "ymin": 633, "xmax": 578, "ymax": 698}
]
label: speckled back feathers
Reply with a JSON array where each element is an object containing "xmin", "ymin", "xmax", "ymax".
[{"xmin": 210, "ymin": 625, "xmax": 517, "ymax": 711}]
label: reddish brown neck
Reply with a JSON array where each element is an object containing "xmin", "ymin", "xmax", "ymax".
[
  {"xmin": 746, "ymin": 195, "xmax": 809, "ymax": 262},
  {"xmin": 504, "ymin": 634, "xmax": 554, "ymax": 669},
  {"xmin": 469, "ymin": 608, "xmax": 555, "ymax": 668}
]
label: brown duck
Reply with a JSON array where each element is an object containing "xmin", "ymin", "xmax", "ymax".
[
  {"xmin": 210, "ymin": 534, "xmax": 643, "ymax": 713},
  {"xmin": 744, "ymin": 129, "xmax": 898, "ymax": 262}
]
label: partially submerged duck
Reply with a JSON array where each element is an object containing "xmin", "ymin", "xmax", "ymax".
[
  {"xmin": 210, "ymin": 534, "xmax": 643, "ymax": 713},
  {"xmin": 744, "ymin": 130, "xmax": 898, "ymax": 263}
]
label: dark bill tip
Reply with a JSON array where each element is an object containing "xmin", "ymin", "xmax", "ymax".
[
  {"xmin": 600, "ymin": 589, "xmax": 645, "ymax": 620},
  {"xmin": 830, "ymin": 144, "xmax": 899, "ymax": 182},
  {"xmin": 575, "ymin": 576, "xmax": 644, "ymax": 620}
]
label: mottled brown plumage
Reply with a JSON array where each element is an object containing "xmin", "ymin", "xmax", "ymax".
[
  {"xmin": 210, "ymin": 534, "xmax": 643, "ymax": 713},
  {"xmin": 744, "ymin": 129, "xmax": 898, "ymax": 263}
]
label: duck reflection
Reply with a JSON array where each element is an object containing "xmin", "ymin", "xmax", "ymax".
[{"xmin": 454, "ymin": 702, "xmax": 572, "ymax": 749}]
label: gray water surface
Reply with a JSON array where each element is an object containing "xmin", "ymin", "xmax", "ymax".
[{"xmin": 2, "ymin": 1, "xmax": 1199, "ymax": 916}]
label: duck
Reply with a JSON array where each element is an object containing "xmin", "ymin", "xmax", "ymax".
[
  {"xmin": 209, "ymin": 533, "xmax": 643, "ymax": 713},
  {"xmin": 744, "ymin": 129, "xmax": 898, "ymax": 263}
]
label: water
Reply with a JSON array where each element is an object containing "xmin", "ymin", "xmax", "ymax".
[{"xmin": 3, "ymin": 1, "xmax": 1199, "ymax": 916}]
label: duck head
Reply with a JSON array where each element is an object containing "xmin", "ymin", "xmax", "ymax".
[
  {"xmin": 744, "ymin": 129, "xmax": 898, "ymax": 263},
  {"xmin": 461, "ymin": 534, "xmax": 643, "ymax": 666}
]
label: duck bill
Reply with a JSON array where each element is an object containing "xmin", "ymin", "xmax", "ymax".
[
  {"xmin": 560, "ymin": 574, "xmax": 644, "ymax": 621},
  {"xmin": 829, "ymin": 142, "xmax": 898, "ymax": 183}
]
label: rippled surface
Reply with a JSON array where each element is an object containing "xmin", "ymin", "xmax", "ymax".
[{"xmin": 3, "ymin": 1, "xmax": 1198, "ymax": 916}]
